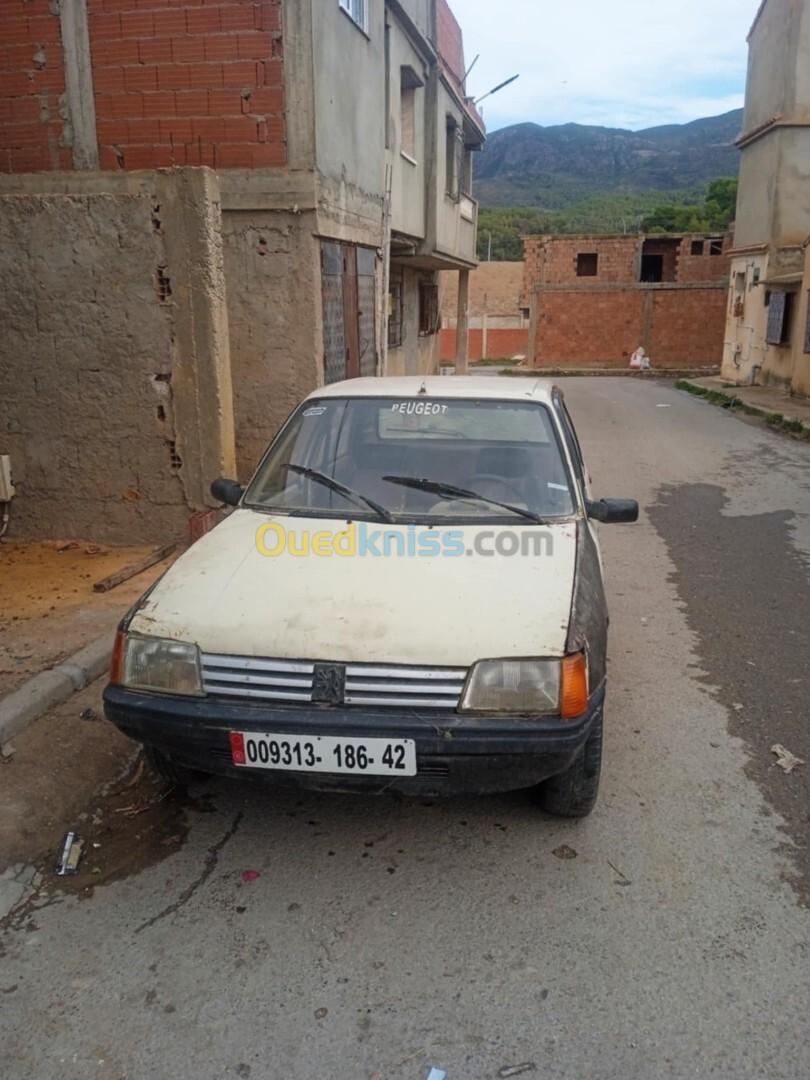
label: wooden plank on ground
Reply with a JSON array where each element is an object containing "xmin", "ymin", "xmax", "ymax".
[{"xmin": 92, "ymin": 543, "xmax": 177, "ymax": 594}]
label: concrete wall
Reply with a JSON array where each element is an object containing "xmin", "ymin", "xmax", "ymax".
[
  {"xmin": 221, "ymin": 206, "xmax": 322, "ymax": 480},
  {"xmin": 311, "ymin": 0, "xmax": 385, "ymax": 226},
  {"xmin": 441, "ymin": 261, "xmax": 525, "ymax": 317},
  {"xmin": 734, "ymin": 0, "xmax": 810, "ymax": 249},
  {"xmin": 0, "ymin": 168, "xmax": 235, "ymax": 542},
  {"xmin": 387, "ymin": 20, "xmax": 429, "ymax": 240}
]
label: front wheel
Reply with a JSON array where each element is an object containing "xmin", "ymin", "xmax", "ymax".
[{"xmin": 536, "ymin": 707, "xmax": 603, "ymax": 818}]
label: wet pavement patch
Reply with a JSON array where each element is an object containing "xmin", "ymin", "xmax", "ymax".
[
  {"xmin": 648, "ymin": 482, "xmax": 810, "ymax": 905},
  {"xmin": 37, "ymin": 756, "xmax": 206, "ymax": 903}
]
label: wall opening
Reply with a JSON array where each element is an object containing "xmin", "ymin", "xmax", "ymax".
[
  {"xmin": 418, "ymin": 278, "xmax": 439, "ymax": 336},
  {"xmin": 576, "ymin": 253, "xmax": 599, "ymax": 277},
  {"xmin": 640, "ymin": 238, "xmax": 679, "ymax": 283},
  {"xmin": 709, "ymin": 238, "xmax": 724, "ymax": 256},
  {"xmin": 691, "ymin": 240, "xmax": 704, "ymax": 256}
]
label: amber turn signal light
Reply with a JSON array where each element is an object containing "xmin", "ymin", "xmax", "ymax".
[
  {"xmin": 109, "ymin": 629, "xmax": 126, "ymax": 685},
  {"xmin": 560, "ymin": 652, "xmax": 588, "ymax": 719}
]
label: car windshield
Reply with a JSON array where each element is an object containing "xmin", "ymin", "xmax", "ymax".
[{"xmin": 243, "ymin": 396, "xmax": 576, "ymax": 522}]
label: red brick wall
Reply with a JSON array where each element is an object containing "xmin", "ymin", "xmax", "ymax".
[
  {"xmin": 531, "ymin": 286, "xmax": 726, "ymax": 369},
  {"xmin": 440, "ymin": 327, "xmax": 529, "ymax": 362},
  {"xmin": 0, "ymin": 0, "xmax": 285, "ymax": 173},
  {"xmin": 648, "ymin": 289, "xmax": 728, "ymax": 366},
  {"xmin": 677, "ymin": 237, "xmax": 732, "ymax": 283},
  {"xmin": 523, "ymin": 236, "xmax": 640, "ymax": 290},
  {"xmin": 533, "ymin": 290, "xmax": 645, "ymax": 367},
  {"xmin": 0, "ymin": 0, "xmax": 69, "ymax": 172}
]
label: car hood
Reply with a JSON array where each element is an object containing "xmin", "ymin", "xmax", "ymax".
[{"xmin": 130, "ymin": 509, "xmax": 577, "ymax": 667}]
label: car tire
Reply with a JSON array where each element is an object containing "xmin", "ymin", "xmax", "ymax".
[
  {"xmin": 536, "ymin": 707, "xmax": 603, "ymax": 819},
  {"xmin": 143, "ymin": 745, "xmax": 207, "ymax": 788}
]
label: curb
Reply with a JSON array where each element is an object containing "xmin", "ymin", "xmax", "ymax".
[
  {"xmin": 0, "ymin": 634, "xmax": 113, "ymax": 750},
  {"xmin": 676, "ymin": 379, "xmax": 810, "ymax": 438}
]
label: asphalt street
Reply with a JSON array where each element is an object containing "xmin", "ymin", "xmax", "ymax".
[{"xmin": 1, "ymin": 377, "xmax": 809, "ymax": 1080}]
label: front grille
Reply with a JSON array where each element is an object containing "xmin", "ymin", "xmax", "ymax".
[
  {"xmin": 201, "ymin": 655, "xmax": 314, "ymax": 702},
  {"xmin": 343, "ymin": 664, "xmax": 466, "ymax": 709},
  {"xmin": 200, "ymin": 654, "xmax": 467, "ymax": 710}
]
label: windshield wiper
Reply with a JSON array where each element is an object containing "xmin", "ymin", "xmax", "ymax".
[
  {"xmin": 282, "ymin": 464, "xmax": 394, "ymax": 523},
  {"xmin": 383, "ymin": 475, "xmax": 546, "ymax": 524}
]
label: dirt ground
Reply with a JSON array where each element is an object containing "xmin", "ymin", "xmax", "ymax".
[{"xmin": 0, "ymin": 542, "xmax": 177, "ymax": 696}]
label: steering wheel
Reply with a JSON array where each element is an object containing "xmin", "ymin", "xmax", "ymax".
[{"xmin": 467, "ymin": 474, "xmax": 525, "ymax": 505}]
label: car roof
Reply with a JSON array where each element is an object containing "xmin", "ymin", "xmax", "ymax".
[{"xmin": 309, "ymin": 375, "xmax": 558, "ymax": 404}]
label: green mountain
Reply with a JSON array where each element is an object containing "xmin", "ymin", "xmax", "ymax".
[{"xmin": 475, "ymin": 109, "xmax": 743, "ymax": 209}]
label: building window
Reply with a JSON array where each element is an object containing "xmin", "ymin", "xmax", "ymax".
[
  {"xmin": 804, "ymin": 292, "xmax": 810, "ymax": 354},
  {"xmin": 691, "ymin": 240, "xmax": 704, "ymax": 256},
  {"xmin": 339, "ymin": 0, "xmax": 368, "ymax": 33},
  {"xmin": 419, "ymin": 280, "xmax": 439, "ymax": 336},
  {"xmin": 399, "ymin": 67, "xmax": 423, "ymax": 161},
  {"xmin": 766, "ymin": 291, "xmax": 794, "ymax": 345},
  {"xmin": 445, "ymin": 118, "xmax": 460, "ymax": 200},
  {"xmin": 576, "ymin": 253, "xmax": 598, "ymax": 277},
  {"xmin": 388, "ymin": 281, "xmax": 403, "ymax": 348},
  {"xmin": 709, "ymin": 238, "xmax": 723, "ymax": 256}
]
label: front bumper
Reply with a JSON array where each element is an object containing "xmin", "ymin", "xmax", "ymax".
[{"xmin": 103, "ymin": 684, "xmax": 605, "ymax": 796}]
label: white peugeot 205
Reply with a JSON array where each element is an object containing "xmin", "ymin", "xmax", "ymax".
[{"xmin": 105, "ymin": 376, "xmax": 638, "ymax": 817}]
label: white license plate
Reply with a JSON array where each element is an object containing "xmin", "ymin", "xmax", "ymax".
[{"xmin": 230, "ymin": 731, "xmax": 417, "ymax": 777}]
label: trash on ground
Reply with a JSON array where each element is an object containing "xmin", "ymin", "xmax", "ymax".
[
  {"xmin": 498, "ymin": 1065, "xmax": 536, "ymax": 1078},
  {"xmin": 314, "ymin": 1007, "xmax": 328, "ymax": 1019},
  {"xmin": 241, "ymin": 869, "xmax": 261, "ymax": 883},
  {"xmin": 0, "ymin": 742, "xmax": 16, "ymax": 761},
  {"xmin": 771, "ymin": 744, "xmax": 805, "ymax": 774},
  {"xmin": 426, "ymin": 1069, "xmax": 447, "ymax": 1080},
  {"xmin": 56, "ymin": 832, "xmax": 84, "ymax": 875},
  {"xmin": 552, "ymin": 844, "xmax": 578, "ymax": 860},
  {"xmin": 80, "ymin": 707, "xmax": 99, "ymax": 722},
  {"xmin": 656, "ymin": 404, "xmax": 672, "ymax": 408},
  {"xmin": 732, "ymin": 703, "xmax": 744, "ymax": 711}
]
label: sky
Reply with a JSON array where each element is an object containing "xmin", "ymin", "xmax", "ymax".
[{"xmin": 458, "ymin": 0, "xmax": 759, "ymax": 133}]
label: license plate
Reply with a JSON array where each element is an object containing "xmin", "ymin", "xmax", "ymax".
[{"xmin": 230, "ymin": 732, "xmax": 417, "ymax": 777}]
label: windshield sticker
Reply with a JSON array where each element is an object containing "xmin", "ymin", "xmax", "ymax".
[
  {"xmin": 390, "ymin": 402, "xmax": 449, "ymax": 416},
  {"xmin": 303, "ymin": 406, "xmax": 327, "ymax": 417}
]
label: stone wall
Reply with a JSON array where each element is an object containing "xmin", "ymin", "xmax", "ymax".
[{"xmin": 0, "ymin": 168, "xmax": 235, "ymax": 542}]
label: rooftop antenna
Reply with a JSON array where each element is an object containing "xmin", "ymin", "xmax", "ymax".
[
  {"xmin": 474, "ymin": 74, "xmax": 520, "ymax": 107},
  {"xmin": 463, "ymin": 53, "xmax": 479, "ymax": 90}
]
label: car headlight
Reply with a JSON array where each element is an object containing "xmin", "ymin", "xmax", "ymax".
[
  {"xmin": 111, "ymin": 631, "xmax": 204, "ymax": 697},
  {"xmin": 459, "ymin": 653, "xmax": 588, "ymax": 718}
]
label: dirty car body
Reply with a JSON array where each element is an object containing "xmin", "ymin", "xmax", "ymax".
[{"xmin": 104, "ymin": 377, "xmax": 638, "ymax": 816}]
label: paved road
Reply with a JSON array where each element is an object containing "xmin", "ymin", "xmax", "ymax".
[{"xmin": 2, "ymin": 378, "xmax": 809, "ymax": 1080}]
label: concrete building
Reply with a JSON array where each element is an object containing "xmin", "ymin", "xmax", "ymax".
[
  {"xmin": 721, "ymin": 0, "xmax": 810, "ymax": 397},
  {"xmin": 522, "ymin": 233, "xmax": 731, "ymax": 369},
  {"xmin": 0, "ymin": 0, "xmax": 483, "ymax": 542},
  {"xmin": 439, "ymin": 262, "xmax": 529, "ymax": 362}
]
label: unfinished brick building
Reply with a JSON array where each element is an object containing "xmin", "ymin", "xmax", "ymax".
[{"xmin": 522, "ymin": 233, "xmax": 732, "ymax": 369}]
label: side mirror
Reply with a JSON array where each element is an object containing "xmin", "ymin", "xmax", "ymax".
[
  {"xmin": 211, "ymin": 477, "xmax": 244, "ymax": 507},
  {"xmin": 587, "ymin": 498, "xmax": 639, "ymax": 524}
]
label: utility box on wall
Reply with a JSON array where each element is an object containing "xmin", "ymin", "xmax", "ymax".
[{"xmin": 0, "ymin": 455, "xmax": 15, "ymax": 502}]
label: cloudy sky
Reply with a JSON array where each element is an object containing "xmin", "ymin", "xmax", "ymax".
[{"xmin": 459, "ymin": 0, "xmax": 758, "ymax": 132}]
